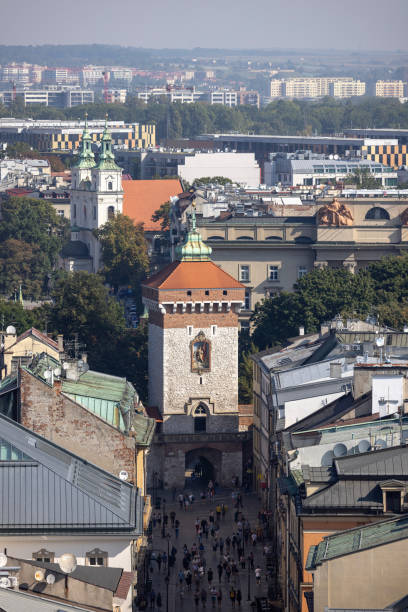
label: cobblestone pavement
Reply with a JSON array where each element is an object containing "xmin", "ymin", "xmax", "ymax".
[{"xmin": 147, "ymin": 490, "xmax": 271, "ymax": 612}]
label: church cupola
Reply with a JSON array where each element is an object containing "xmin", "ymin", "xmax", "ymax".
[
  {"xmin": 175, "ymin": 200, "xmax": 212, "ymax": 262},
  {"xmin": 96, "ymin": 115, "xmax": 121, "ymax": 171},
  {"xmin": 74, "ymin": 113, "xmax": 95, "ymax": 170}
]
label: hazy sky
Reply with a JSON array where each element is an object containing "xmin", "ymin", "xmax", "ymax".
[{"xmin": 3, "ymin": 0, "xmax": 408, "ymax": 50}]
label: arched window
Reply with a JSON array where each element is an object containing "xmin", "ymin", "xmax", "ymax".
[
  {"xmin": 194, "ymin": 404, "xmax": 207, "ymax": 432},
  {"xmin": 107, "ymin": 181, "xmax": 113, "ymax": 190},
  {"xmin": 265, "ymin": 235, "xmax": 283, "ymax": 241},
  {"xmin": 208, "ymin": 235, "xmax": 225, "ymax": 240},
  {"xmin": 365, "ymin": 207, "xmax": 390, "ymax": 220},
  {"xmin": 107, "ymin": 205, "xmax": 115, "ymax": 220},
  {"xmin": 236, "ymin": 235, "xmax": 254, "ymax": 241}
]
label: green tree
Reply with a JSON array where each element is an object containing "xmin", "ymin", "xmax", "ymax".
[
  {"xmin": 48, "ymin": 271, "xmax": 125, "ymax": 358},
  {"xmin": 0, "ymin": 300, "xmax": 44, "ymax": 334},
  {"xmin": 252, "ymin": 267, "xmax": 373, "ymax": 350},
  {"xmin": 193, "ymin": 176, "xmax": 233, "ymax": 186},
  {"xmin": 344, "ymin": 168, "xmax": 382, "ymax": 189},
  {"xmin": 367, "ymin": 253, "xmax": 408, "ymax": 305},
  {"xmin": 96, "ymin": 214, "xmax": 149, "ymax": 292},
  {"xmin": 151, "ymin": 201, "xmax": 171, "ymax": 231},
  {"xmin": 0, "ymin": 197, "xmax": 68, "ymax": 298}
]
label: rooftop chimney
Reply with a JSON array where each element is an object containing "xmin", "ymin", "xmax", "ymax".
[{"xmin": 57, "ymin": 334, "xmax": 64, "ymax": 353}]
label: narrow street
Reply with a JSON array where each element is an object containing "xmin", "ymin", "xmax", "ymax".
[{"xmin": 147, "ymin": 490, "xmax": 272, "ymax": 612}]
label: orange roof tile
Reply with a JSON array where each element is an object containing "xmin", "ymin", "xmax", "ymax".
[
  {"xmin": 122, "ymin": 179, "xmax": 182, "ymax": 231},
  {"xmin": 143, "ymin": 260, "xmax": 244, "ymax": 290}
]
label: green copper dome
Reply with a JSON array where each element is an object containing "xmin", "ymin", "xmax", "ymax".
[
  {"xmin": 96, "ymin": 115, "xmax": 121, "ymax": 171},
  {"xmin": 75, "ymin": 113, "xmax": 95, "ymax": 169},
  {"xmin": 175, "ymin": 203, "xmax": 212, "ymax": 261}
]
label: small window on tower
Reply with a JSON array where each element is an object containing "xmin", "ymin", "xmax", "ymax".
[
  {"xmin": 93, "ymin": 206, "xmax": 96, "ymax": 220},
  {"xmin": 107, "ymin": 206, "xmax": 115, "ymax": 220},
  {"xmin": 73, "ymin": 204, "xmax": 77, "ymax": 218},
  {"xmin": 212, "ymin": 325, "xmax": 217, "ymax": 335},
  {"xmin": 205, "ymin": 290, "xmax": 210, "ymax": 296},
  {"xmin": 223, "ymin": 290, "xmax": 228, "ymax": 296},
  {"xmin": 187, "ymin": 326, "xmax": 193, "ymax": 336},
  {"xmin": 187, "ymin": 290, "xmax": 192, "ymax": 296},
  {"xmin": 83, "ymin": 205, "xmax": 87, "ymax": 219},
  {"xmin": 108, "ymin": 181, "xmax": 113, "ymax": 190}
]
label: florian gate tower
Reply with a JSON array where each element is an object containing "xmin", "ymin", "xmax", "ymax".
[{"xmin": 142, "ymin": 208, "xmax": 246, "ymax": 489}]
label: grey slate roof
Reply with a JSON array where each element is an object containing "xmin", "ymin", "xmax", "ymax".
[
  {"xmin": 302, "ymin": 445, "xmax": 408, "ymax": 511},
  {"xmin": 0, "ymin": 588, "xmax": 91, "ymax": 611},
  {"xmin": 0, "ymin": 413, "xmax": 142, "ymax": 533}
]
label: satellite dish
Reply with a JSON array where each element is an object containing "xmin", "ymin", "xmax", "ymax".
[
  {"xmin": 44, "ymin": 370, "xmax": 51, "ymax": 380},
  {"xmin": 53, "ymin": 367, "xmax": 61, "ymax": 377},
  {"xmin": 0, "ymin": 554, "xmax": 7, "ymax": 568},
  {"xmin": 6, "ymin": 325, "xmax": 16, "ymax": 335},
  {"xmin": 376, "ymin": 438, "xmax": 387, "ymax": 449},
  {"xmin": 0, "ymin": 577, "xmax": 10, "ymax": 589},
  {"xmin": 333, "ymin": 443, "xmax": 347, "ymax": 458},
  {"xmin": 358, "ymin": 439, "xmax": 371, "ymax": 453},
  {"xmin": 34, "ymin": 570, "xmax": 45, "ymax": 582},
  {"xmin": 62, "ymin": 362, "xmax": 69, "ymax": 370},
  {"xmin": 59, "ymin": 553, "xmax": 77, "ymax": 574},
  {"xmin": 321, "ymin": 450, "xmax": 335, "ymax": 467},
  {"xmin": 46, "ymin": 573, "xmax": 56, "ymax": 585},
  {"xmin": 119, "ymin": 470, "xmax": 129, "ymax": 481},
  {"xmin": 376, "ymin": 336, "xmax": 385, "ymax": 347}
]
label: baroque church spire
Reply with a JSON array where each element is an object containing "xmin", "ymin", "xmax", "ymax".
[
  {"xmin": 75, "ymin": 113, "xmax": 95, "ymax": 169},
  {"xmin": 96, "ymin": 114, "xmax": 121, "ymax": 171},
  {"xmin": 175, "ymin": 199, "xmax": 212, "ymax": 262}
]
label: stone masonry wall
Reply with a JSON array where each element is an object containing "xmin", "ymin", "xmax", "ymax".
[
  {"xmin": 19, "ymin": 369, "xmax": 137, "ymax": 482},
  {"xmin": 161, "ymin": 325, "xmax": 238, "ymax": 423}
]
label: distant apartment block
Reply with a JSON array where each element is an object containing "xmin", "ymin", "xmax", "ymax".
[
  {"xmin": 42, "ymin": 68, "xmax": 80, "ymax": 85},
  {"xmin": 104, "ymin": 89, "xmax": 128, "ymax": 104},
  {"xmin": 0, "ymin": 88, "xmax": 94, "ymax": 108},
  {"xmin": 270, "ymin": 77, "xmax": 366, "ymax": 99},
  {"xmin": 136, "ymin": 87, "xmax": 260, "ymax": 107},
  {"xmin": 0, "ymin": 119, "xmax": 155, "ymax": 152},
  {"xmin": 375, "ymin": 80, "xmax": 406, "ymax": 98}
]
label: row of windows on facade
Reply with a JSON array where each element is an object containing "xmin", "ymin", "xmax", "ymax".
[
  {"xmin": 239, "ymin": 264, "xmax": 308, "ymax": 283},
  {"xmin": 33, "ymin": 548, "xmax": 107, "ymax": 566},
  {"xmin": 73, "ymin": 204, "xmax": 115, "ymax": 220}
]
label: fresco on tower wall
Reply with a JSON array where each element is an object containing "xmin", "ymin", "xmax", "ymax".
[{"xmin": 191, "ymin": 331, "xmax": 211, "ymax": 372}]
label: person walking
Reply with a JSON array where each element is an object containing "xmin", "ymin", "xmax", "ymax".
[
  {"xmin": 200, "ymin": 587, "xmax": 207, "ymax": 608},
  {"xmin": 255, "ymin": 566, "xmax": 262, "ymax": 585},
  {"xmin": 207, "ymin": 567, "xmax": 213, "ymax": 584},
  {"xmin": 236, "ymin": 589, "xmax": 242, "ymax": 607},
  {"xmin": 210, "ymin": 586, "xmax": 217, "ymax": 608},
  {"xmin": 217, "ymin": 589, "xmax": 222, "ymax": 608},
  {"xmin": 194, "ymin": 591, "xmax": 200, "ymax": 608},
  {"xmin": 175, "ymin": 518, "xmax": 180, "ymax": 538},
  {"xmin": 156, "ymin": 593, "xmax": 162, "ymax": 610},
  {"xmin": 170, "ymin": 510, "xmax": 176, "ymax": 528},
  {"xmin": 150, "ymin": 589, "xmax": 156, "ymax": 609},
  {"xmin": 156, "ymin": 553, "xmax": 162, "ymax": 572},
  {"xmin": 229, "ymin": 586, "xmax": 236, "ymax": 608},
  {"xmin": 216, "ymin": 504, "xmax": 221, "ymax": 521}
]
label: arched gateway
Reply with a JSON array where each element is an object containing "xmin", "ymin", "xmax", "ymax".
[{"xmin": 142, "ymin": 203, "xmax": 247, "ymax": 489}]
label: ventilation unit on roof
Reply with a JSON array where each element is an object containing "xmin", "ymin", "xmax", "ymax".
[
  {"xmin": 333, "ymin": 443, "xmax": 347, "ymax": 458},
  {"xmin": 375, "ymin": 438, "xmax": 387, "ymax": 449},
  {"xmin": 358, "ymin": 439, "xmax": 371, "ymax": 453},
  {"xmin": 321, "ymin": 450, "xmax": 335, "ymax": 467}
]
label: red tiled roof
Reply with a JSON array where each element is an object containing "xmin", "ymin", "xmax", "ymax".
[
  {"xmin": 143, "ymin": 260, "xmax": 244, "ymax": 290},
  {"xmin": 12, "ymin": 327, "xmax": 59, "ymax": 351},
  {"xmin": 145, "ymin": 406, "xmax": 163, "ymax": 422},
  {"xmin": 122, "ymin": 179, "xmax": 182, "ymax": 231},
  {"xmin": 114, "ymin": 570, "xmax": 134, "ymax": 600}
]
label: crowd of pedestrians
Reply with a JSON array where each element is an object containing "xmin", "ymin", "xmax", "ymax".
[{"xmin": 147, "ymin": 485, "xmax": 271, "ymax": 609}]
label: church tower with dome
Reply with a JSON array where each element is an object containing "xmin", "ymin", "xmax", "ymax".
[
  {"xmin": 142, "ymin": 204, "xmax": 247, "ymax": 489},
  {"xmin": 65, "ymin": 115, "xmax": 123, "ymax": 272}
]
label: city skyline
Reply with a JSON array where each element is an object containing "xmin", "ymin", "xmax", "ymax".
[{"xmin": 2, "ymin": 0, "xmax": 408, "ymax": 51}]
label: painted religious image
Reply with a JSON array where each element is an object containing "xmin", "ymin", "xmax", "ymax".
[{"xmin": 191, "ymin": 331, "xmax": 211, "ymax": 372}]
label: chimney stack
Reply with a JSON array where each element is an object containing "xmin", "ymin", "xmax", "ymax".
[{"xmin": 57, "ymin": 334, "xmax": 64, "ymax": 353}]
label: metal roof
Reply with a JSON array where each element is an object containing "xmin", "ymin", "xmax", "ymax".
[
  {"xmin": 14, "ymin": 558, "xmax": 123, "ymax": 592},
  {"xmin": 0, "ymin": 414, "xmax": 141, "ymax": 533},
  {"xmin": 306, "ymin": 514, "xmax": 408, "ymax": 571},
  {"xmin": 302, "ymin": 446, "xmax": 408, "ymax": 511},
  {"xmin": 0, "ymin": 587, "xmax": 92, "ymax": 611}
]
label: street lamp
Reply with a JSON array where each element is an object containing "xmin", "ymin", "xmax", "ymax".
[{"xmin": 247, "ymin": 561, "xmax": 251, "ymax": 601}]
